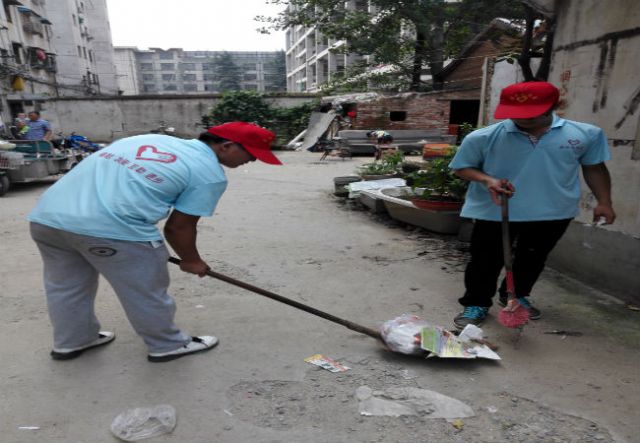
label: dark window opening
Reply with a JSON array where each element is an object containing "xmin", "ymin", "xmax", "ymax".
[
  {"xmin": 449, "ymin": 100, "xmax": 480, "ymax": 126},
  {"xmin": 389, "ymin": 111, "xmax": 407, "ymax": 121},
  {"xmin": 11, "ymin": 42, "xmax": 22, "ymax": 64}
]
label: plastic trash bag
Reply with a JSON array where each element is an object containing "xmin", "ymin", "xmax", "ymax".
[
  {"xmin": 110, "ymin": 404, "xmax": 176, "ymax": 441},
  {"xmin": 380, "ymin": 314, "xmax": 430, "ymax": 355}
]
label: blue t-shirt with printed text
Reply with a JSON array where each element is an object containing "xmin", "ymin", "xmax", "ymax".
[
  {"xmin": 28, "ymin": 134, "xmax": 228, "ymax": 240},
  {"xmin": 449, "ymin": 115, "xmax": 610, "ymax": 221}
]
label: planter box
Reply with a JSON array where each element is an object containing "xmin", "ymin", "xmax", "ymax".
[
  {"xmin": 378, "ymin": 187, "xmax": 462, "ymax": 234},
  {"xmin": 334, "ymin": 176, "xmax": 362, "ymax": 197},
  {"xmin": 410, "ymin": 198, "xmax": 463, "ymax": 211},
  {"xmin": 359, "ymin": 189, "xmax": 388, "ymax": 213},
  {"xmin": 360, "ymin": 173, "xmax": 400, "ymax": 181}
]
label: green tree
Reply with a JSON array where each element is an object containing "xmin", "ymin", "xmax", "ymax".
[
  {"xmin": 209, "ymin": 91, "xmax": 273, "ymax": 125},
  {"xmin": 213, "ymin": 52, "xmax": 242, "ymax": 91},
  {"xmin": 206, "ymin": 90, "xmax": 318, "ymax": 146},
  {"xmin": 258, "ymin": 0, "xmax": 525, "ymax": 91},
  {"xmin": 265, "ymin": 50, "xmax": 287, "ymax": 92}
]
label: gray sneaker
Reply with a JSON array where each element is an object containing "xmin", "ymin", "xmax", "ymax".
[
  {"xmin": 499, "ymin": 295, "xmax": 541, "ymax": 320},
  {"xmin": 453, "ymin": 306, "xmax": 489, "ymax": 329}
]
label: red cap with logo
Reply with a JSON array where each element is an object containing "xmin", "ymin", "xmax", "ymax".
[
  {"xmin": 494, "ymin": 81, "xmax": 560, "ymax": 119},
  {"xmin": 207, "ymin": 122, "xmax": 281, "ymax": 165}
]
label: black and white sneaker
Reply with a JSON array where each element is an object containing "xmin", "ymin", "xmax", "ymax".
[
  {"xmin": 147, "ymin": 336, "xmax": 219, "ymax": 363},
  {"xmin": 51, "ymin": 331, "xmax": 116, "ymax": 360}
]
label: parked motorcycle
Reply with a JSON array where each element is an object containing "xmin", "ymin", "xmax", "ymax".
[{"xmin": 62, "ymin": 132, "xmax": 105, "ymax": 153}]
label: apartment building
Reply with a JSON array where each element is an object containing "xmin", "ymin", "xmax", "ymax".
[
  {"xmin": 44, "ymin": 0, "xmax": 118, "ymax": 96},
  {"xmin": 114, "ymin": 47, "xmax": 286, "ymax": 95},
  {"xmin": 113, "ymin": 46, "xmax": 139, "ymax": 95},
  {"xmin": 284, "ymin": 1, "xmax": 370, "ymax": 92},
  {"xmin": 0, "ymin": 0, "xmax": 57, "ymax": 119},
  {"xmin": 0, "ymin": 0, "xmax": 119, "ymax": 128}
]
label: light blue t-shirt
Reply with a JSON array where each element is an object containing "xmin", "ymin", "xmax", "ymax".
[
  {"xmin": 28, "ymin": 134, "xmax": 228, "ymax": 240},
  {"xmin": 449, "ymin": 115, "xmax": 610, "ymax": 221},
  {"xmin": 24, "ymin": 119, "xmax": 51, "ymax": 140}
]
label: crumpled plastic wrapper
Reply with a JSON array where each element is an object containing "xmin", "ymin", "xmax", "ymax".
[
  {"xmin": 110, "ymin": 404, "xmax": 176, "ymax": 441},
  {"xmin": 380, "ymin": 314, "xmax": 430, "ymax": 355}
]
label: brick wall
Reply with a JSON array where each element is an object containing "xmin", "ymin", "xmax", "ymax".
[{"xmin": 350, "ymin": 90, "xmax": 478, "ymax": 130}]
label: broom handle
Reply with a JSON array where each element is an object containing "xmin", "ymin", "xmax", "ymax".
[
  {"xmin": 168, "ymin": 257, "xmax": 382, "ymax": 340},
  {"xmin": 500, "ymin": 193, "xmax": 516, "ymax": 297}
]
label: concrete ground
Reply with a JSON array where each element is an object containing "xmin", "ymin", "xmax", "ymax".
[{"xmin": 1, "ymin": 150, "xmax": 638, "ymax": 443}]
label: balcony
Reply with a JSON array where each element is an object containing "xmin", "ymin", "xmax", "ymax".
[{"xmin": 22, "ymin": 20, "xmax": 44, "ymax": 36}]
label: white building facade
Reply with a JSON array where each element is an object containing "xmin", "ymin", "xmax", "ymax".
[
  {"xmin": 113, "ymin": 47, "xmax": 286, "ymax": 95},
  {"xmin": 44, "ymin": 0, "xmax": 118, "ymax": 96},
  {"xmin": 284, "ymin": 1, "xmax": 371, "ymax": 92},
  {"xmin": 0, "ymin": 0, "xmax": 57, "ymax": 121}
]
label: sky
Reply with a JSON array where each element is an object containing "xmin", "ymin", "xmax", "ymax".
[{"xmin": 105, "ymin": 0, "xmax": 287, "ymax": 51}]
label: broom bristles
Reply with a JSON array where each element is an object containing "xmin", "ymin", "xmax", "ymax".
[{"xmin": 498, "ymin": 304, "xmax": 530, "ymax": 328}]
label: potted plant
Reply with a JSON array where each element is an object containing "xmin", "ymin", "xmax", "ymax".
[
  {"xmin": 356, "ymin": 150, "xmax": 404, "ymax": 180},
  {"xmin": 404, "ymin": 149, "xmax": 468, "ymax": 211}
]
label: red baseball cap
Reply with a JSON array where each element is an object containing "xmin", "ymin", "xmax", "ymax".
[
  {"xmin": 207, "ymin": 122, "xmax": 281, "ymax": 165},
  {"xmin": 494, "ymin": 81, "xmax": 560, "ymax": 119}
]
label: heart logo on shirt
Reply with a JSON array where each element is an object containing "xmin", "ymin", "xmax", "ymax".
[
  {"xmin": 568, "ymin": 139, "xmax": 581, "ymax": 145},
  {"xmin": 135, "ymin": 145, "xmax": 177, "ymax": 163}
]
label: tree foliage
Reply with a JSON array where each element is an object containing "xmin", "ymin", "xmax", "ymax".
[
  {"xmin": 258, "ymin": 0, "xmax": 525, "ymax": 91},
  {"xmin": 266, "ymin": 50, "xmax": 287, "ymax": 91},
  {"xmin": 213, "ymin": 52, "xmax": 242, "ymax": 92},
  {"xmin": 204, "ymin": 90, "xmax": 318, "ymax": 146}
]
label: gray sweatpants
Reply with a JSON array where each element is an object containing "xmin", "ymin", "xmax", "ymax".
[{"xmin": 30, "ymin": 222, "xmax": 191, "ymax": 353}]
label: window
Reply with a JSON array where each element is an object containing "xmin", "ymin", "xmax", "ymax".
[
  {"xmin": 244, "ymin": 73, "xmax": 257, "ymax": 81},
  {"xmin": 162, "ymin": 74, "xmax": 176, "ymax": 81},
  {"xmin": 82, "ymin": 47, "xmax": 87, "ymax": 59},
  {"xmin": 183, "ymin": 74, "xmax": 196, "ymax": 81},
  {"xmin": 389, "ymin": 111, "xmax": 407, "ymax": 122},
  {"xmin": 77, "ymin": 45, "xmax": 82, "ymax": 57},
  {"xmin": 138, "ymin": 52, "xmax": 153, "ymax": 60},
  {"xmin": 159, "ymin": 52, "xmax": 173, "ymax": 60},
  {"xmin": 72, "ymin": 14, "xmax": 76, "ymax": 25},
  {"xmin": 142, "ymin": 74, "xmax": 154, "ymax": 81},
  {"xmin": 143, "ymin": 84, "xmax": 156, "ymax": 92},
  {"xmin": 204, "ymin": 84, "xmax": 216, "ymax": 92},
  {"xmin": 203, "ymin": 74, "xmax": 214, "ymax": 82},
  {"xmin": 181, "ymin": 63, "xmax": 195, "ymax": 71},
  {"xmin": 140, "ymin": 63, "xmax": 153, "ymax": 71},
  {"xmin": 242, "ymin": 84, "xmax": 258, "ymax": 91},
  {"xmin": 163, "ymin": 84, "xmax": 177, "ymax": 91},
  {"xmin": 28, "ymin": 47, "xmax": 45, "ymax": 68},
  {"xmin": 88, "ymin": 50, "xmax": 93, "ymax": 62},
  {"xmin": 11, "ymin": 43, "xmax": 22, "ymax": 64},
  {"xmin": 160, "ymin": 63, "xmax": 174, "ymax": 71},
  {"xmin": 202, "ymin": 63, "xmax": 213, "ymax": 71},
  {"xmin": 183, "ymin": 84, "xmax": 197, "ymax": 92},
  {"xmin": 45, "ymin": 53, "xmax": 57, "ymax": 73}
]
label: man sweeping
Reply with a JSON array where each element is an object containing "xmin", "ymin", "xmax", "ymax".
[
  {"xmin": 449, "ymin": 81, "xmax": 615, "ymax": 329},
  {"xmin": 28, "ymin": 122, "xmax": 281, "ymax": 362}
]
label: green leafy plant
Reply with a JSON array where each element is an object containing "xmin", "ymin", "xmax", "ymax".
[
  {"xmin": 203, "ymin": 91, "xmax": 318, "ymax": 147},
  {"xmin": 357, "ymin": 150, "xmax": 404, "ymax": 176},
  {"xmin": 458, "ymin": 122, "xmax": 477, "ymax": 143},
  {"xmin": 404, "ymin": 149, "xmax": 468, "ymax": 202}
]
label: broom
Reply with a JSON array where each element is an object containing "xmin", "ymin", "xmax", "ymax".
[{"xmin": 497, "ymin": 192, "xmax": 530, "ymax": 328}]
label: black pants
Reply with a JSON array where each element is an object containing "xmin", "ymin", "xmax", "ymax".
[{"xmin": 458, "ymin": 219, "xmax": 572, "ymax": 308}]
